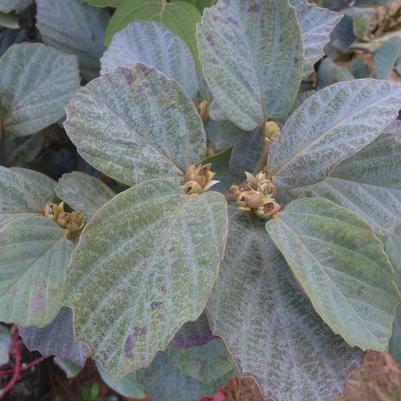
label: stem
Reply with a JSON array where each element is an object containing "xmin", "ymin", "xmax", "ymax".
[
  {"xmin": 0, "ymin": 123, "xmax": 5, "ymax": 166},
  {"xmin": 254, "ymin": 138, "xmax": 271, "ymax": 175},
  {"xmin": 0, "ymin": 356, "xmax": 45, "ymax": 376},
  {"xmin": 0, "ymin": 331, "xmax": 22, "ymax": 399}
]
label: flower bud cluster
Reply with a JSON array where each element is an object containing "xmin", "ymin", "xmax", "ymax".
[
  {"xmin": 227, "ymin": 171, "xmax": 280, "ymax": 219},
  {"xmin": 43, "ymin": 202, "xmax": 86, "ymax": 238},
  {"xmin": 182, "ymin": 163, "xmax": 219, "ymax": 195}
]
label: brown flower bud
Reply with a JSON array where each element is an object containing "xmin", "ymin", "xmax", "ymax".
[
  {"xmin": 264, "ymin": 121, "xmax": 281, "ymax": 141},
  {"xmin": 227, "ymin": 185, "xmax": 241, "ymax": 200},
  {"xmin": 237, "ymin": 190, "xmax": 264, "ymax": 209}
]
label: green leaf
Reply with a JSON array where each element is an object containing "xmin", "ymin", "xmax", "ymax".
[
  {"xmin": 104, "ymin": 0, "xmax": 201, "ymax": 68},
  {"xmin": 101, "ymin": 21, "xmax": 198, "ymax": 98},
  {"xmin": 19, "ymin": 307, "xmax": 90, "ymax": 367},
  {"xmin": 389, "ymin": 307, "xmax": 401, "ymax": 365},
  {"xmin": 268, "ymin": 79, "xmax": 401, "ymax": 189},
  {"xmin": 266, "ymin": 197, "xmax": 399, "ymax": 351},
  {"xmin": 0, "ymin": 215, "xmax": 75, "ymax": 327},
  {"xmin": 374, "ymin": 37, "xmax": 401, "ymax": 80},
  {"xmin": 0, "ymin": 0, "xmax": 31, "ymax": 13},
  {"xmin": 65, "ymin": 180, "xmax": 228, "ymax": 380},
  {"xmin": 0, "ymin": 324, "xmax": 11, "ymax": 365},
  {"xmin": 0, "ymin": 166, "xmax": 54, "ymax": 216},
  {"xmin": 289, "ymin": 122, "xmax": 401, "ymax": 237},
  {"xmin": 197, "ymin": 0, "xmax": 303, "ymax": 130},
  {"xmin": 317, "ymin": 57, "xmax": 354, "ymax": 89},
  {"xmin": 81, "ymin": 0, "xmax": 123, "ymax": 7},
  {"xmin": 168, "ymin": 315, "xmax": 235, "ymax": 385},
  {"xmin": 0, "ymin": 12, "xmax": 19, "ymax": 29},
  {"xmin": 54, "ymin": 357, "xmax": 82, "ymax": 378},
  {"xmin": 97, "ymin": 363, "xmax": 146, "ymax": 399},
  {"xmin": 36, "ymin": 0, "xmax": 110, "ymax": 81},
  {"xmin": 0, "ymin": 43, "xmax": 80, "ymax": 137},
  {"xmin": 207, "ymin": 206, "xmax": 364, "ymax": 401},
  {"xmin": 181, "ymin": 0, "xmax": 216, "ymax": 11},
  {"xmin": 290, "ymin": 0, "xmax": 342, "ymax": 78},
  {"xmin": 56, "ymin": 172, "xmax": 114, "ymax": 220},
  {"xmin": 229, "ymin": 129, "xmax": 264, "ymax": 178},
  {"xmin": 136, "ymin": 318, "xmax": 234, "ymax": 401},
  {"xmin": 205, "ymin": 119, "xmax": 243, "ymax": 151},
  {"xmin": 11, "ymin": 167, "xmax": 57, "ymax": 204},
  {"xmin": 64, "ymin": 64, "xmax": 206, "ymax": 186}
]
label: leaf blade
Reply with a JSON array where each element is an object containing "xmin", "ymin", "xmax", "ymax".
[
  {"xmin": 65, "ymin": 180, "xmax": 227, "ymax": 380},
  {"xmin": 197, "ymin": 0, "xmax": 303, "ymax": 130},
  {"xmin": 266, "ymin": 197, "xmax": 399, "ymax": 351},
  {"xmin": 268, "ymin": 79, "xmax": 401, "ymax": 188}
]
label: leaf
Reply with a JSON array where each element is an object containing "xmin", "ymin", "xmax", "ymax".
[
  {"xmin": 182, "ymin": 0, "xmax": 216, "ymax": 11},
  {"xmin": 82, "ymin": 0, "xmax": 123, "ymax": 7},
  {"xmin": 266, "ymin": 197, "xmax": 399, "ymax": 351},
  {"xmin": 136, "ymin": 318, "xmax": 234, "ymax": 401},
  {"xmin": 197, "ymin": 0, "xmax": 303, "ymax": 130},
  {"xmin": 0, "ymin": 0, "xmax": 31, "ymax": 13},
  {"xmin": 229, "ymin": 129, "xmax": 264, "ymax": 178},
  {"xmin": 0, "ymin": 43, "xmax": 80, "ymax": 137},
  {"xmin": 36, "ymin": 0, "xmax": 110, "ymax": 81},
  {"xmin": 268, "ymin": 79, "xmax": 401, "ymax": 189},
  {"xmin": 290, "ymin": 0, "xmax": 342, "ymax": 78},
  {"xmin": 0, "ymin": 324, "xmax": 11, "ymax": 365},
  {"xmin": 65, "ymin": 179, "xmax": 228, "ymax": 380},
  {"xmin": 97, "ymin": 363, "xmax": 146, "ymax": 399},
  {"xmin": 0, "ymin": 215, "xmax": 75, "ymax": 327},
  {"xmin": 101, "ymin": 21, "xmax": 198, "ymax": 98},
  {"xmin": 0, "ymin": 12, "xmax": 19, "ymax": 29},
  {"xmin": 54, "ymin": 357, "xmax": 82, "ymax": 378},
  {"xmin": 104, "ymin": 0, "xmax": 201, "ymax": 68},
  {"xmin": 207, "ymin": 206, "xmax": 364, "ymax": 401},
  {"xmin": 317, "ymin": 57, "xmax": 354, "ymax": 89},
  {"xmin": 389, "ymin": 306, "xmax": 401, "ymax": 365},
  {"xmin": 19, "ymin": 307, "xmax": 90, "ymax": 367},
  {"xmin": 0, "ymin": 166, "xmax": 54, "ymax": 216},
  {"xmin": 374, "ymin": 37, "xmax": 401, "ymax": 80},
  {"xmin": 11, "ymin": 167, "xmax": 57, "ymax": 204},
  {"xmin": 56, "ymin": 172, "xmax": 114, "ymax": 220},
  {"xmin": 205, "ymin": 119, "xmax": 243, "ymax": 152},
  {"xmin": 64, "ymin": 64, "xmax": 206, "ymax": 186},
  {"xmin": 289, "ymin": 123, "xmax": 401, "ymax": 236}
]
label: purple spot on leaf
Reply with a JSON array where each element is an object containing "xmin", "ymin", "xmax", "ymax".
[
  {"xmin": 151, "ymin": 301, "xmax": 164, "ymax": 311},
  {"xmin": 124, "ymin": 327, "xmax": 147, "ymax": 358},
  {"xmin": 248, "ymin": 3, "xmax": 260, "ymax": 12}
]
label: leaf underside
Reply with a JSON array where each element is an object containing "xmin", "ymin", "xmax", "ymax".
[{"xmin": 19, "ymin": 307, "xmax": 90, "ymax": 366}]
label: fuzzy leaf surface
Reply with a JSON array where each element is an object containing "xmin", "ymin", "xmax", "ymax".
[
  {"xmin": 0, "ymin": 167, "xmax": 54, "ymax": 216},
  {"xmin": 97, "ymin": 362, "xmax": 146, "ymax": 399},
  {"xmin": 290, "ymin": 0, "xmax": 342, "ymax": 78},
  {"xmin": 65, "ymin": 180, "xmax": 227, "ymax": 380},
  {"xmin": 290, "ymin": 123, "xmax": 401, "ymax": 236},
  {"xmin": 197, "ymin": 0, "xmax": 303, "ymax": 130},
  {"xmin": 101, "ymin": 21, "xmax": 198, "ymax": 98},
  {"xmin": 136, "ymin": 318, "xmax": 235, "ymax": 401},
  {"xmin": 19, "ymin": 307, "xmax": 90, "ymax": 366},
  {"xmin": 104, "ymin": 0, "xmax": 201, "ymax": 66},
  {"xmin": 0, "ymin": 43, "xmax": 80, "ymax": 137},
  {"xmin": 268, "ymin": 79, "xmax": 401, "ymax": 188},
  {"xmin": 0, "ymin": 216, "xmax": 74, "ymax": 327},
  {"xmin": 36, "ymin": 0, "xmax": 109, "ymax": 81},
  {"xmin": 64, "ymin": 64, "xmax": 205, "ymax": 186},
  {"xmin": 82, "ymin": 0, "xmax": 123, "ymax": 6},
  {"xmin": 208, "ymin": 207, "xmax": 364, "ymax": 401},
  {"xmin": 11, "ymin": 167, "xmax": 57, "ymax": 204},
  {"xmin": 56, "ymin": 172, "xmax": 114, "ymax": 220},
  {"xmin": 0, "ymin": 0, "xmax": 31, "ymax": 12},
  {"xmin": 266, "ymin": 197, "xmax": 399, "ymax": 351}
]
